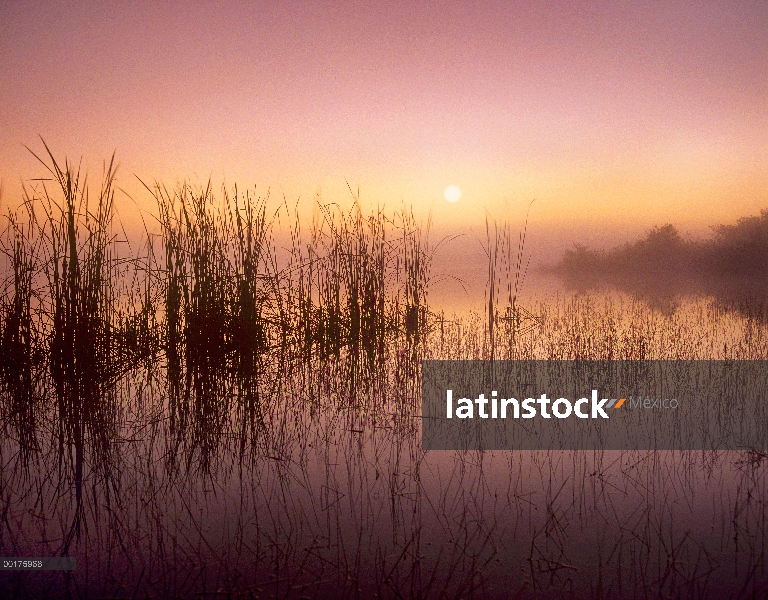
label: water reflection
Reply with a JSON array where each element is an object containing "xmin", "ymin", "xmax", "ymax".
[
  {"xmin": 2, "ymin": 160, "xmax": 768, "ymax": 597},
  {"xmin": 548, "ymin": 215, "xmax": 768, "ymax": 320},
  {"xmin": 3, "ymin": 298, "xmax": 768, "ymax": 598}
]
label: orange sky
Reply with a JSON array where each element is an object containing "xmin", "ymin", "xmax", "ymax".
[{"xmin": 1, "ymin": 1, "xmax": 766, "ymax": 244}]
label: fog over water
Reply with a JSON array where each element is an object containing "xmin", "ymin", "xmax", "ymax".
[
  {"xmin": 2, "ymin": 171, "xmax": 768, "ymax": 598},
  {"xmin": 425, "ymin": 208, "xmax": 768, "ymax": 320},
  {"xmin": 1, "ymin": 0, "xmax": 767, "ymax": 594}
]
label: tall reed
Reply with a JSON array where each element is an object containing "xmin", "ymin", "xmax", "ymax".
[
  {"xmin": 0, "ymin": 209, "xmax": 40, "ymax": 459},
  {"xmin": 483, "ymin": 203, "xmax": 541, "ymax": 359}
]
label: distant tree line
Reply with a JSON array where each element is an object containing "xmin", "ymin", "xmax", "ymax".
[{"xmin": 549, "ymin": 210, "xmax": 768, "ymax": 313}]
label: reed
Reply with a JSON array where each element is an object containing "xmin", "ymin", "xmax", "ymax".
[
  {"xmin": 36, "ymin": 146, "xmax": 125, "ymax": 546},
  {"xmin": 0, "ymin": 208, "xmax": 40, "ymax": 459},
  {"xmin": 1, "ymin": 147, "xmax": 767, "ymax": 598},
  {"xmin": 483, "ymin": 201, "xmax": 541, "ymax": 360}
]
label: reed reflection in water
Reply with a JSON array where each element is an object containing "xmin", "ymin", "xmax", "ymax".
[{"xmin": 2, "ymin": 150, "xmax": 768, "ymax": 598}]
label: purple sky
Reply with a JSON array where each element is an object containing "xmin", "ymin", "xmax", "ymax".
[{"xmin": 1, "ymin": 0, "xmax": 766, "ymax": 238}]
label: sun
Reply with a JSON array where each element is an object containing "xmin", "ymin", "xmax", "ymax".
[{"xmin": 444, "ymin": 185, "xmax": 461, "ymax": 203}]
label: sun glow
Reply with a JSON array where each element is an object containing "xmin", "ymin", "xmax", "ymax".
[{"xmin": 444, "ymin": 185, "xmax": 461, "ymax": 203}]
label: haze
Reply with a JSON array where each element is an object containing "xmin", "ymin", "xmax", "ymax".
[{"xmin": 1, "ymin": 0, "xmax": 766, "ymax": 245}]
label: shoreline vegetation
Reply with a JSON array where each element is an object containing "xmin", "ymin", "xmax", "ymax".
[
  {"xmin": 547, "ymin": 213, "xmax": 768, "ymax": 317},
  {"xmin": 0, "ymin": 145, "xmax": 550, "ymax": 430},
  {"xmin": 2, "ymin": 147, "xmax": 768, "ymax": 598}
]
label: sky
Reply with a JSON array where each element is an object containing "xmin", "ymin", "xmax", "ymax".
[{"xmin": 1, "ymin": 0, "xmax": 767, "ymax": 248}]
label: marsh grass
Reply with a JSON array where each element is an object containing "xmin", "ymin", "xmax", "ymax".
[
  {"xmin": 154, "ymin": 181, "xmax": 263, "ymax": 468},
  {"xmin": 483, "ymin": 204, "xmax": 542, "ymax": 360},
  {"xmin": 0, "ymin": 210, "xmax": 40, "ymax": 460},
  {"xmin": 1, "ymin": 148, "xmax": 768, "ymax": 598},
  {"xmin": 21, "ymin": 143, "xmax": 161, "ymax": 548}
]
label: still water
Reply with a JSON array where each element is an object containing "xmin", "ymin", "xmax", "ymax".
[{"xmin": 2, "ymin": 292, "xmax": 767, "ymax": 599}]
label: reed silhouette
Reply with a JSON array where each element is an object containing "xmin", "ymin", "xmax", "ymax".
[{"xmin": 1, "ymin": 146, "xmax": 767, "ymax": 598}]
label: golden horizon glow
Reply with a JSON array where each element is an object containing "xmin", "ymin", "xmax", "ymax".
[{"xmin": 0, "ymin": 1, "xmax": 766, "ymax": 248}]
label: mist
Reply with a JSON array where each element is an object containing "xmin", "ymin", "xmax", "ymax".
[{"xmin": 547, "ymin": 209, "xmax": 768, "ymax": 316}]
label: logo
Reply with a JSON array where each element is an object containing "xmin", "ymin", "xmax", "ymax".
[{"xmin": 445, "ymin": 390, "xmax": 666, "ymax": 420}]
